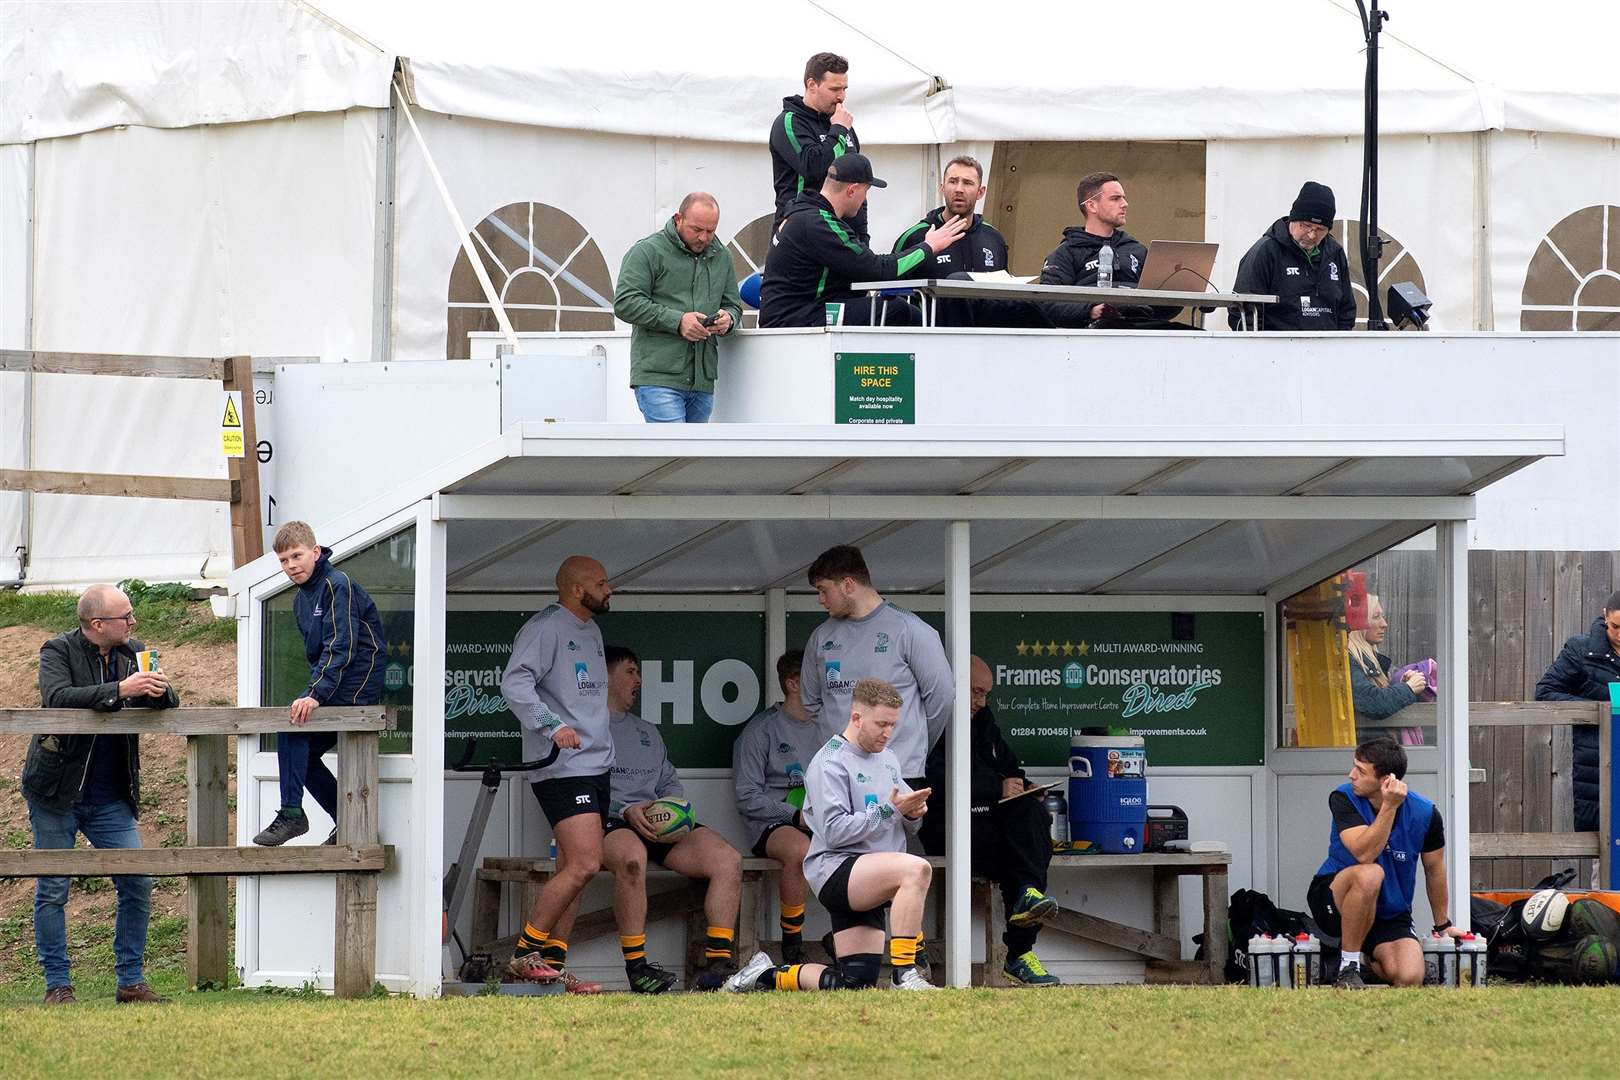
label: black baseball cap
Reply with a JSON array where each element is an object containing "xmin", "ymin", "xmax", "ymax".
[{"xmin": 827, "ymin": 153, "xmax": 887, "ymax": 188}]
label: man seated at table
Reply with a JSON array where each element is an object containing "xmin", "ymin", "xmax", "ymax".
[
  {"xmin": 920, "ymin": 656, "xmax": 1060, "ymax": 985},
  {"xmin": 1308, "ymin": 737, "xmax": 1465, "ymax": 988},
  {"xmin": 759, "ymin": 153, "xmax": 966, "ymax": 328},
  {"xmin": 891, "ymin": 156, "xmax": 1051, "ymax": 329},
  {"xmin": 549, "ymin": 646, "xmax": 745, "ymax": 993},
  {"xmin": 1038, "ymin": 172, "xmax": 1182, "ymax": 328}
]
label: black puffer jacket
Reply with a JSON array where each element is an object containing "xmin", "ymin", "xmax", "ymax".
[{"xmin": 1534, "ymin": 617, "xmax": 1618, "ymax": 831}]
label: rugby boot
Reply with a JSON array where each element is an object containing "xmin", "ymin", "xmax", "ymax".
[
  {"xmin": 889, "ymin": 966, "xmax": 938, "ymax": 991},
  {"xmin": 505, "ymin": 951, "xmax": 562, "ymax": 983},
  {"xmin": 1334, "ymin": 962, "xmax": 1368, "ymax": 989},
  {"xmin": 626, "ymin": 958, "xmax": 679, "ymax": 994},
  {"xmin": 720, "ymin": 951, "xmax": 775, "ymax": 993}
]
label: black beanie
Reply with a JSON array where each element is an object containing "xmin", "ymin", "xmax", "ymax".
[{"xmin": 1289, "ymin": 181, "xmax": 1336, "ymax": 226}]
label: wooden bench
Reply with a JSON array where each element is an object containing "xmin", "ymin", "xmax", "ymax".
[{"xmin": 472, "ymin": 849, "xmax": 1231, "ymax": 986}]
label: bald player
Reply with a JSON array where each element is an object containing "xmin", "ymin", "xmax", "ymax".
[{"xmin": 498, "ymin": 555, "xmax": 616, "ymax": 986}]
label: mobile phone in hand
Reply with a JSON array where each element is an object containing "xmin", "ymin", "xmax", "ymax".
[{"xmin": 701, "ymin": 312, "xmax": 722, "ymax": 327}]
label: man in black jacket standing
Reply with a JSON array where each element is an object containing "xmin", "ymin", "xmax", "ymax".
[
  {"xmin": 1040, "ymin": 172, "xmax": 1181, "ymax": 328},
  {"xmin": 1228, "ymin": 181, "xmax": 1357, "ymax": 331},
  {"xmin": 760, "ymin": 154, "xmax": 966, "ymax": 328},
  {"xmin": 921, "ymin": 656, "xmax": 1061, "ymax": 986},
  {"xmin": 1534, "ymin": 591, "xmax": 1620, "ymax": 832},
  {"xmin": 22, "ymin": 584, "xmax": 178, "ymax": 1004},
  {"xmin": 770, "ymin": 52, "xmax": 866, "ymax": 242}
]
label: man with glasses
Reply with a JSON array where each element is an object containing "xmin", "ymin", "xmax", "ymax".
[
  {"xmin": 22, "ymin": 584, "xmax": 179, "ymax": 1004},
  {"xmin": 919, "ymin": 655, "xmax": 1061, "ymax": 986},
  {"xmin": 1229, "ymin": 181, "xmax": 1357, "ymax": 330}
]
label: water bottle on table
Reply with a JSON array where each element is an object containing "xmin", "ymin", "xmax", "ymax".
[{"xmin": 1097, "ymin": 244, "xmax": 1114, "ymax": 289}]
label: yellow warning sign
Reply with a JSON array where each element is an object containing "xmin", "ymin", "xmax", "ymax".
[{"xmin": 221, "ymin": 391, "xmax": 244, "ymax": 458}]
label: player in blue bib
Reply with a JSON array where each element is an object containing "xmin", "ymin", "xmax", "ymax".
[{"xmin": 1308, "ymin": 737, "xmax": 1465, "ymax": 988}]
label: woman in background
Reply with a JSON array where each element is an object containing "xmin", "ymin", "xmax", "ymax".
[{"xmin": 1349, "ymin": 594, "xmax": 1430, "ymax": 744}]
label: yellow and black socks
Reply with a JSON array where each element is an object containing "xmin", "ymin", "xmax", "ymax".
[
  {"xmin": 914, "ymin": 932, "xmax": 928, "ymax": 965},
  {"xmin": 704, "ymin": 926, "xmax": 735, "ymax": 965},
  {"xmin": 514, "ymin": 923, "xmax": 549, "ymax": 956},
  {"xmin": 890, "ymin": 935, "xmax": 919, "ymax": 972},
  {"xmin": 772, "ymin": 964, "xmax": 805, "ymax": 991},
  {"xmin": 780, "ymin": 902, "xmax": 806, "ymax": 953},
  {"xmin": 620, "ymin": 933, "xmax": 647, "ymax": 966},
  {"xmin": 540, "ymin": 938, "xmax": 568, "ymax": 970}
]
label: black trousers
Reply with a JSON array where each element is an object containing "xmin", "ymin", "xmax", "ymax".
[{"xmin": 920, "ymin": 793, "xmax": 1053, "ymax": 954}]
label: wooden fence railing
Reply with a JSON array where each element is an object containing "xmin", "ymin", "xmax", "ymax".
[{"xmin": 0, "ymin": 707, "xmax": 393, "ymax": 998}]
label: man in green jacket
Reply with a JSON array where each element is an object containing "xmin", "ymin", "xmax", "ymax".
[{"xmin": 614, "ymin": 193, "xmax": 744, "ymax": 423}]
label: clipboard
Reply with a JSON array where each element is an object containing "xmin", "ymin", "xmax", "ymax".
[{"xmin": 998, "ymin": 780, "xmax": 1063, "ymax": 805}]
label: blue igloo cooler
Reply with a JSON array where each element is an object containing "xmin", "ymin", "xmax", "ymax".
[{"xmin": 1068, "ymin": 735, "xmax": 1148, "ymax": 854}]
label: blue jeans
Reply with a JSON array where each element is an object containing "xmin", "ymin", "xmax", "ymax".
[
  {"xmin": 29, "ymin": 798, "xmax": 152, "ymax": 990},
  {"xmin": 634, "ymin": 386, "xmax": 714, "ymax": 423},
  {"xmin": 277, "ymin": 731, "xmax": 339, "ymax": 817}
]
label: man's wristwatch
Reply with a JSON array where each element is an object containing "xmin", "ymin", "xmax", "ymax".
[{"xmin": 1433, "ymin": 918, "xmax": 1453, "ymax": 934}]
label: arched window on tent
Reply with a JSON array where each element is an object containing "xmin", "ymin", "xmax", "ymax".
[
  {"xmin": 445, "ymin": 201, "xmax": 616, "ymax": 358},
  {"xmin": 1520, "ymin": 205, "xmax": 1620, "ymax": 332},
  {"xmin": 726, "ymin": 213, "xmax": 775, "ymax": 330},
  {"xmin": 1335, "ymin": 220, "xmax": 1427, "ymax": 331}
]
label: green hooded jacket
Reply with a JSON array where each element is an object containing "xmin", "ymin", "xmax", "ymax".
[{"xmin": 613, "ymin": 218, "xmax": 743, "ymax": 393}]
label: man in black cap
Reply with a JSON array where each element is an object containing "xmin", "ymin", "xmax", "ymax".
[
  {"xmin": 760, "ymin": 154, "xmax": 967, "ymax": 328},
  {"xmin": 1229, "ymin": 181, "xmax": 1357, "ymax": 330}
]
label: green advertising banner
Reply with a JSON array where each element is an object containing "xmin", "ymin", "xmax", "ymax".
[
  {"xmin": 972, "ymin": 612, "xmax": 1265, "ymax": 766},
  {"xmin": 791, "ymin": 609, "xmax": 1264, "ymax": 767},
  {"xmin": 834, "ymin": 352, "xmax": 914, "ymax": 424},
  {"xmin": 442, "ymin": 610, "xmax": 765, "ymax": 767}
]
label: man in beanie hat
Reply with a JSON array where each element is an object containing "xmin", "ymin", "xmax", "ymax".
[{"xmin": 1229, "ymin": 181, "xmax": 1357, "ymax": 331}]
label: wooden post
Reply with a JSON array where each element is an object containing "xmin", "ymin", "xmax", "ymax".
[
  {"xmin": 222, "ymin": 356, "xmax": 264, "ymax": 568},
  {"xmin": 979, "ymin": 879, "xmax": 1005, "ymax": 987},
  {"xmin": 333, "ymin": 731, "xmax": 381, "ymax": 998},
  {"xmin": 1202, "ymin": 868, "xmax": 1229, "ymax": 985},
  {"xmin": 186, "ymin": 733, "xmax": 231, "ymax": 988},
  {"xmin": 1153, "ymin": 867, "xmax": 1182, "ymax": 960}
]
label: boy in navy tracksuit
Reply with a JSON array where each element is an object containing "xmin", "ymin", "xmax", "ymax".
[{"xmin": 253, "ymin": 521, "xmax": 387, "ymax": 846}]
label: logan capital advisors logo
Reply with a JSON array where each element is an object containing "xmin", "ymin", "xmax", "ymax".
[{"xmin": 824, "ymin": 660, "xmax": 856, "ymax": 693}]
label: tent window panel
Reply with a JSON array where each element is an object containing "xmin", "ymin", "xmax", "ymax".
[
  {"xmin": 259, "ymin": 526, "xmax": 418, "ymax": 755},
  {"xmin": 727, "ymin": 213, "xmax": 774, "ymax": 329},
  {"xmin": 986, "ymin": 141, "xmax": 1206, "ymax": 279},
  {"xmin": 444, "ymin": 201, "xmax": 616, "ymax": 357},
  {"xmin": 1521, "ymin": 204, "xmax": 1620, "ymax": 333}
]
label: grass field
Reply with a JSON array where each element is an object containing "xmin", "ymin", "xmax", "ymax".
[
  {"xmin": 1, "ymin": 982, "xmax": 1617, "ymax": 1078},
  {"xmin": 0, "ymin": 586, "xmax": 235, "ymax": 647}
]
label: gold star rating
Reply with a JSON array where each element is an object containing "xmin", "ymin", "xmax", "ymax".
[
  {"xmin": 1076, "ymin": 641, "xmax": 1090, "ymax": 656},
  {"xmin": 1014, "ymin": 641, "xmax": 1029, "ymax": 656},
  {"xmin": 1045, "ymin": 641, "xmax": 1059, "ymax": 656},
  {"xmin": 1061, "ymin": 641, "xmax": 1075, "ymax": 657}
]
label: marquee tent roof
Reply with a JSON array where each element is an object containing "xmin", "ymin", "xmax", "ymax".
[{"xmin": 6, "ymin": 0, "xmax": 1616, "ymax": 145}]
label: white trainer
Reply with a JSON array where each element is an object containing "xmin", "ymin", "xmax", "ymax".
[
  {"xmin": 889, "ymin": 966, "xmax": 938, "ymax": 991},
  {"xmin": 720, "ymin": 950, "xmax": 776, "ymax": 993}
]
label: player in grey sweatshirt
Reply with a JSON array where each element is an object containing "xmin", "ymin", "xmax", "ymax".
[
  {"xmin": 495, "ymin": 555, "xmax": 616, "ymax": 986},
  {"xmin": 732, "ymin": 651, "xmax": 821, "ymax": 962},
  {"xmin": 722, "ymin": 678, "xmax": 937, "ymax": 993},
  {"xmin": 800, "ymin": 545, "xmax": 954, "ymax": 781}
]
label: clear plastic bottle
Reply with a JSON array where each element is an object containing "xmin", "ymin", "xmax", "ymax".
[
  {"xmin": 1456, "ymin": 932, "xmax": 1486, "ymax": 987},
  {"xmin": 1098, "ymin": 244, "xmax": 1115, "ymax": 289},
  {"xmin": 1423, "ymin": 933, "xmax": 1457, "ymax": 986},
  {"xmin": 1248, "ymin": 934, "xmax": 1277, "ymax": 987},
  {"xmin": 1046, "ymin": 790, "xmax": 1069, "ymax": 848},
  {"xmin": 1291, "ymin": 933, "xmax": 1319, "ymax": 987}
]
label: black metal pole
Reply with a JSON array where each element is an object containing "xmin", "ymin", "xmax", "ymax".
[{"xmin": 1358, "ymin": 2, "xmax": 1390, "ymax": 330}]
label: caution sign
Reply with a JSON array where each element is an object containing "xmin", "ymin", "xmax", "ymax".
[{"xmin": 221, "ymin": 391, "xmax": 244, "ymax": 458}]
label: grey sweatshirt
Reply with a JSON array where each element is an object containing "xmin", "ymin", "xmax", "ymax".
[
  {"xmin": 499, "ymin": 605, "xmax": 613, "ymax": 780},
  {"xmin": 731, "ymin": 703, "xmax": 825, "ymax": 849},
  {"xmin": 801, "ymin": 600, "xmax": 954, "ymax": 777},
  {"xmin": 608, "ymin": 709, "xmax": 684, "ymax": 819},
  {"xmin": 802, "ymin": 731, "xmax": 923, "ymax": 896}
]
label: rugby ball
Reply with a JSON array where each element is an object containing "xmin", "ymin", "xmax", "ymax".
[
  {"xmin": 1522, "ymin": 888, "xmax": 1570, "ymax": 942},
  {"xmin": 643, "ymin": 798, "xmax": 695, "ymax": 841}
]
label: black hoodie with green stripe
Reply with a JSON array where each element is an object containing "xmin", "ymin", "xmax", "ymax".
[
  {"xmin": 759, "ymin": 191, "xmax": 940, "ymax": 327},
  {"xmin": 769, "ymin": 94, "xmax": 866, "ymax": 241}
]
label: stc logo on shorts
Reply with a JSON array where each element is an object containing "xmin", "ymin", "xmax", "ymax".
[{"xmin": 824, "ymin": 660, "xmax": 856, "ymax": 693}]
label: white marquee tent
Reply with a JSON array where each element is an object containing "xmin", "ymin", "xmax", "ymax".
[{"xmin": 2, "ymin": 0, "xmax": 1617, "ymax": 583}]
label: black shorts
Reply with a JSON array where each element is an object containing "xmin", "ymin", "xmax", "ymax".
[
  {"xmin": 531, "ymin": 773, "xmax": 611, "ymax": 828},
  {"xmin": 750, "ymin": 820, "xmax": 810, "ymax": 860},
  {"xmin": 1307, "ymin": 872, "xmax": 1419, "ymax": 953},
  {"xmin": 817, "ymin": 855, "xmax": 888, "ymax": 933},
  {"xmin": 604, "ymin": 818, "xmax": 705, "ymax": 865}
]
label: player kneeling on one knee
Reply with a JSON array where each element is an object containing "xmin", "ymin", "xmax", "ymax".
[
  {"xmin": 1308, "ymin": 737, "xmax": 1464, "ymax": 989},
  {"xmin": 725, "ymin": 677, "xmax": 937, "ymax": 992}
]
